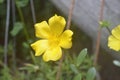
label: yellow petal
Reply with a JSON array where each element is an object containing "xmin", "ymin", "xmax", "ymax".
[
  {"xmin": 59, "ymin": 30, "xmax": 73, "ymax": 49},
  {"xmin": 112, "ymin": 25, "xmax": 120, "ymax": 40},
  {"xmin": 48, "ymin": 15, "xmax": 66, "ymax": 36},
  {"xmin": 35, "ymin": 21, "xmax": 50, "ymax": 39},
  {"xmin": 108, "ymin": 35, "xmax": 120, "ymax": 51},
  {"xmin": 43, "ymin": 47, "xmax": 62, "ymax": 62},
  {"xmin": 31, "ymin": 40, "xmax": 49, "ymax": 56}
]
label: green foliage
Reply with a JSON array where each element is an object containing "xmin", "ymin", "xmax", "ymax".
[
  {"xmin": 76, "ymin": 48, "xmax": 87, "ymax": 67},
  {"xmin": 0, "ymin": 0, "xmax": 4, "ymax": 3},
  {"xmin": 10, "ymin": 22, "xmax": 23, "ymax": 37},
  {"xmin": 70, "ymin": 64, "xmax": 79, "ymax": 74},
  {"xmin": 73, "ymin": 73, "xmax": 82, "ymax": 80},
  {"xmin": 0, "ymin": 67, "xmax": 13, "ymax": 80},
  {"xmin": 99, "ymin": 21, "xmax": 110, "ymax": 28},
  {"xmin": 19, "ymin": 63, "xmax": 39, "ymax": 73},
  {"xmin": 0, "ymin": 48, "xmax": 95, "ymax": 80},
  {"xmin": 0, "ymin": 0, "xmax": 98, "ymax": 80},
  {"xmin": 15, "ymin": 0, "xmax": 29, "ymax": 8},
  {"xmin": 86, "ymin": 67, "xmax": 96, "ymax": 80},
  {"xmin": 69, "ymin": 49, "xmax": 95, "ymax": 80}
]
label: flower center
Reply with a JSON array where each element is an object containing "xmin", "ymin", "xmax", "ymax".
[{"xmin": 48, "ymin": 36, "xmax": 60, "ymax": 47}]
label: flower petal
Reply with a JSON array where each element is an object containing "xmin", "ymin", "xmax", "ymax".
[
  {"xmin": 59, "ymin": 30, "xmax": 73, "ymax": 49},
  {"xmin": 112, "ymin": 25, "xmax": 120, "ymax": 40},
  {"xmin": 31, "ymin": 40, "xmax": 49, "ymax": 56},
  {"xmin": 48, "ymin": 15, "xmax": 66, "ymax": 36},
  {"xmin": 108, "ymin": 35, "xmax": 120, "ymax": 51},
  {"xmin": 43, "ymin": 47, "xmax": 62, "ymax": 62},
  {"xmin": 35, "ymin": 21, "xmax": 50, "ymax": 39}
]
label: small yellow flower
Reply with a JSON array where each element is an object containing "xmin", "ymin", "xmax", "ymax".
[
  {"xmin": 108, "ymin": 25, "xmax": 120, "ymax": 51},
  {"xmin": 31, "ymin": 15, "xmax": 73, "ymax": 62}
]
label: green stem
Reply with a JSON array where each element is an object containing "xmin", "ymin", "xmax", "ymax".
[
  {"xmin": 30, "ymin": 51, "xmax": 37, "ymax": 65},
  {"xmin": 16, "ymin": 5, "xmax": 30, "ymax": 41},
  {"xmin": 106, "ymin": 27, "xmax": 111, "ymax": 34}
]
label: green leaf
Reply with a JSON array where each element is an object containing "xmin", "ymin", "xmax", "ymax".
[
  {"xmin": 19, "ymin": 63, "xmax": 39, "ymax": 73},
  {"xmin": 22, "ymin": 42, "xmax": 29, "ymax": 49},
  {"xmin": 76, "ymin": 48, "xmax": 87, "ymax": 67},
  {"xmin": 70, "ymin": 64, "xmax": 79, "ymax": 74},
  {"xmin": 1, "ymin": 66, "xmax": 13, "ymax": 80},
  {"xmin": 113, "ymin": 60, "xmax": 120, "ymax": 67},
  {"xmin": 99, "ymin": 21, "xmax": 110, "ymax": 28},
  {"xmin": 0, "ymin": 0, "xmax": 4, "ymax": 3},
  {"xmin": 73, "ymin": 73, "xmax": 82, "ymax": 80},
  {"xmin": 10, "ymin": 22, "xmax": 23, "ymax": 37},
  {"xmin": 15, "ymin": 0, "xmax": 29, "ymax": 7},
  {"xmin": 86, "ymin": 67, "xmax": 96, "ymax": 80}
]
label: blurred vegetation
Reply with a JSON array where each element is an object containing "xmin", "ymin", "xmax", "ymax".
[{"xmin": 0, "ymin": 0, "xmax": 96, "ymax": 80}]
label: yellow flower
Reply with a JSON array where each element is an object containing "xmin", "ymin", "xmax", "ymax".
[
  {"xmin": 31, "ymin": 15, "xmax": 73, "ymax": 62},
  {"xmin": 108, "ymin": 25, "xmax": 120, "ymax": 51}
]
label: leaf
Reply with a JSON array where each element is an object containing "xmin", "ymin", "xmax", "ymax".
[
  {"xmin": 0, "ymin": 0, "xmax": 4, "ymax": 3},
  {"xmin": 1, "ymin": 66, "xmax": 13, "ymax": 80},
  {"xmin": 73, "ymin": 73, "xmax": 82, "ymax": 80},
  {"xmin": 10, "ymin": 22, "xmax": 23, "ymax": 37},
  {"xmin": 15, "ymin": 0, "xmax": 29, "ymax": 7},
  {"xmin": 19, "ymin": 63, "xmax": 39, "ymax": 73},
  {"xmin": 86, "ymin": 67, "xmax": 96, "ymax": 80},
  {"xmin": 113, "ymin": 60, "xmax": 120, "ymax": 67},
  {"xmin": 99, "ymin": 21, "xmax": 110, "ymax": 28},
  {"xmin": 76, "ymin": 48, "xmax": 87, "ymax": 67},
  {"xmin": 22, "ymin": 42, "xmax": 29, "ymax": 49},
  {"xmin": 70, "ymin": 64, "xmax": 79, "ymax": 74}
]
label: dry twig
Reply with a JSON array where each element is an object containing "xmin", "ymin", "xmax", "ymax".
[
  {"xmin": 94, "ymin": 0, "xmax": 105, "ymax": 66},
  {"xmin": 56, "ymin": 0, "xmax": 75, "ymax": 80}
]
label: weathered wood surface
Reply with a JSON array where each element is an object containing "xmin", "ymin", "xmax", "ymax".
[{"xmin": 51, "ymin": 0, "xmax": 120, "ymax": 59}]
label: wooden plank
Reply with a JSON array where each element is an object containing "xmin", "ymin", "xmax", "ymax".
[{"xmin": 51, "ymin": 0, "xmax": 120, "ymax": 59}]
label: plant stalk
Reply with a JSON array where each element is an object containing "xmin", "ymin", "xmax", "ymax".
[
  {"xmin": 4, "ymin": 0, "xmax": 10, "ymax": 66},
  {"xmin": 94, "ymin": 0, "xmax": 105, "ymax": 66},
  {"xmin": 56, "ymin": 0, "xmax": 75, "ymax": 80}
]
